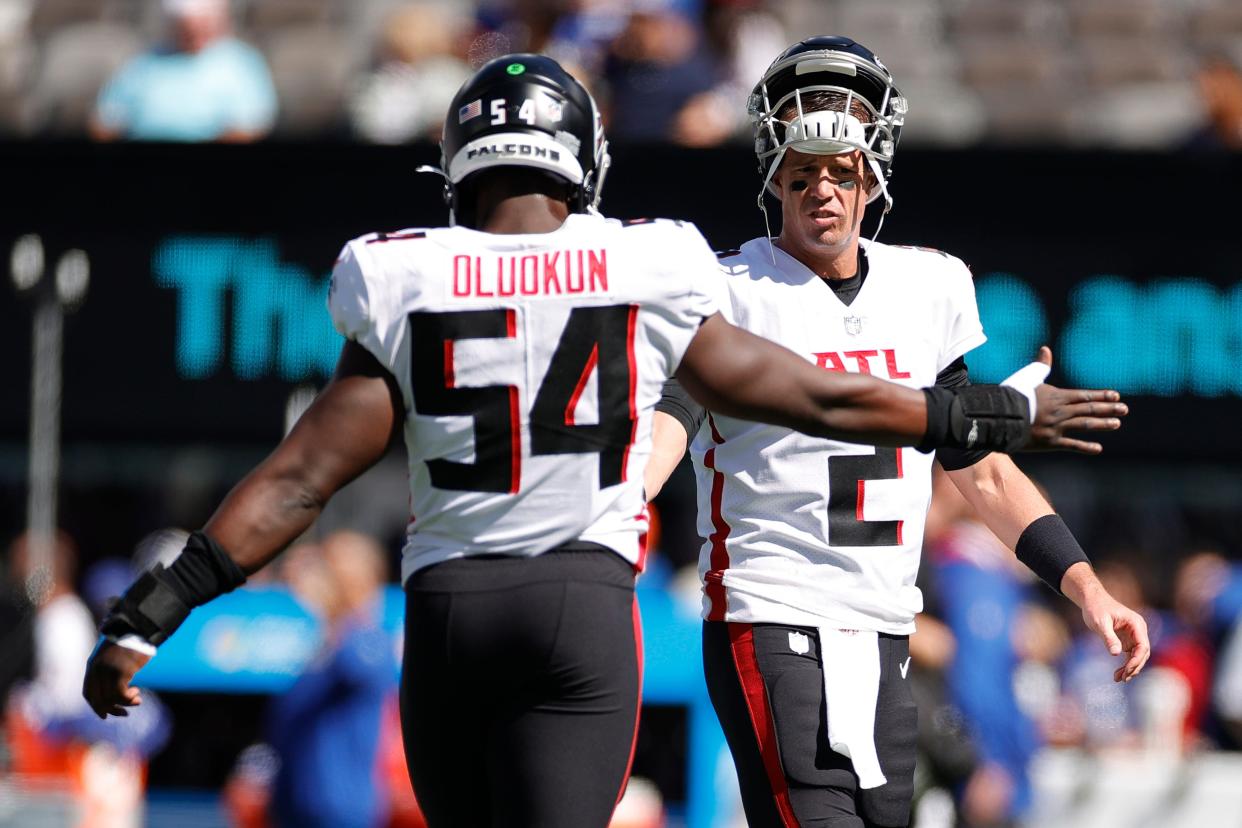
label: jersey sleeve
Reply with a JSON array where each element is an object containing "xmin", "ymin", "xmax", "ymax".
[
  {"xmin": 636, "ymin": 221, "xmax": 723, "ymax": 378},
  {"xmin": 327, "ymin": 239, "xmax": 389, "ymax": 364},
  {"xmin": 939, "ymin": 256, "xmax": 987, "ymax": 370},
  {"xmin": 681, "ymin": 226, "xmax": 726, "ymax": 322}
]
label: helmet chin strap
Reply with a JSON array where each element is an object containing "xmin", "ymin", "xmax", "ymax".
[
  {"xmin": 865, "ymin": 154, "xmax": 892, "ymax": 243},
  {"xmin": 757, "ymin": 145, "xmax": 786, "ymax": 265}
]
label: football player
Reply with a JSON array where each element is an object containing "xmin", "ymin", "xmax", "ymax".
[
  {"xmin": 644, "ymin": 37, "xmax": 1151, "ymax": 828},
  {"xmin": 83, "ymin": 54, "xmax": 1127, "ymax": 828}
]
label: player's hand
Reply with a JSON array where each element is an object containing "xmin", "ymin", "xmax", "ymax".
[
  {"xmin": 1028, "ymin": 346, "xmax": 1127, "ymax": 454},
  {"xmin": 82, "ymin": 639, "xmax": 150, "ymax": 718},
  {"xmin": 1080, "ymin": 592, "xmax": 1151, "ymax": 683},
  {"xmin": 1063, "ymin": 563, "xmax": 1151, "ymax": 683}
]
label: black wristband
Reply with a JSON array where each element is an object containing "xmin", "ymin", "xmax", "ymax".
[
  {"xmin": 1015, "ymin": 514, "xmax": 1090, "ymax": 594},
  {"xmin": 163, "ymin": 531, "xmax": 248, "ymax": 607},
  {"xmin": 99, "ymin": 531, "xmax": 247, "ymax": 646},
  {"xmin": 100, "ymin": 565, "xmax": 190, "ymax": 646},
  {"xmin": 919, "ymin": 385, "xmax": 1031, "ymax": 454}
]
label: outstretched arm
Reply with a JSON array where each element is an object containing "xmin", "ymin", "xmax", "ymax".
[
  {"xmin": 677, "ymin": 315, "xmax": 1125, "ymax": 452},
  {"xmin": 84, "ymin": 341, "xmax": 402, "ymax": 718},
  {"xmin": 676, "ymin": 314, "xmax": 930, "ymax": 446},
  {"xmin": 947, "ymin": 455, "xmax": 1151, "ymax": 683}
]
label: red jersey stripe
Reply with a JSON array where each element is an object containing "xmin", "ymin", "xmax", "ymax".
[
  {"xmin": 564, "ymin": 344, "xmax": 599, "ymax": 426},
  {"xmin": 620, "ymin": 304, "xmax": 639, "ymax": 481},
  {"xmin": 703, "ymin": 414, "xmax": 731, "ymax": 621}
]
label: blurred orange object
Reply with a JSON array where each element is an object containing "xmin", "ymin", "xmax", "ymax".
[{"xmin": 378, "ymin": 695, "xmax": 426, "ymax": 828}]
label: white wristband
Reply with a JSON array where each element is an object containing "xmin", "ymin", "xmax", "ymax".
[
  {"xmin": 1001, "ymin": 361, "xmax": 1051, "ymax": 424},
  {"xmin": 109, "ymin": 634, "xmax": 158, "ymax": 658}
]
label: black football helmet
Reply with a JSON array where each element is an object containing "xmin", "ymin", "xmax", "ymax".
[
  {"xmin": 750, "ymin": 36, "xmax": 906, "ymax": 209},
  {"xmin": 432, "ymin": 54, "xmax": 610, "ymax": 224}
]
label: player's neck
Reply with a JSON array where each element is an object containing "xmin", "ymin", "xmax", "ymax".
[
  {"xmin": 476, "ymin": 194, "xmax": 572, "ymax": 235},
  {"xmin": 774, "ymin": 235, "xmax": 860, "ymax": 281}
]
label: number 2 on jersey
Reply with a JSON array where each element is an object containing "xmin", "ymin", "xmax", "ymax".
[
  {"xmin": 826, "ymin": 448, "xmax": 903, "ymax": 546},
  {"xmin": 409, "ymin": 305, "xmax": 637, "ymax": 494}
]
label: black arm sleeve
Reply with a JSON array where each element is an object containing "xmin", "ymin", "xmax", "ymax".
[
  {"xmin": 934, "ymin": 356, "xmax": 993, "ymax": 471},
  {"xmin": 655, "ymin": 377, "xmax": 707, "ymax": 439},
  {"xmin": 1015, "ymin": 515, "xmax": 1090, "ymax": 595}
]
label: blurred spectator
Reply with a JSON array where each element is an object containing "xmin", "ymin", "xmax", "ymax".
[
  {"xmin": 267, "ymin": 531, "xmax": 397, "ymax": 828},
  {"xmin": 0, "ymin": 541, "xmax": 34, "ymax": 723},
  {"xmin": 907, "ymin": 610, "xmax": 981, "ymax": 826},
  {"xmin": 1203, "ymin": 556, "xmax": 1242, "ymax": 747},
  {"xmin": 1185, "ymin": 53, "xmax": 1242, "ymax": 150},
  {"xmin": 223, "ymin": 741, "xmax": 281, "ymax": 828},
  {"xmin": 5, "ymin": 532, "xmax": 170, "ymax": 828},
  {"xmin": 925, "ymin": 470, "xmax": 1041, "ymax": 827},
  {"xmin": 1157, "ymin": 551, "xmax": 1220, "ymax": 745},
  {"xmin": 349, "ymin": 4, "xmax": 472, "ymax": 144},
  {"xmin": 470, "ymin": 0, "xmax": 626, "ymax": 81},
  {"xmin": 91, "ymin": 0, "xmax": 276, "ymax": 142},
  {"xmin": 1215, "ymin": 598, "xmax": 1242, "ymax": 747},
  {"xmin": 692, "ymin": 0, "xmax": 788, "ymax": 143},
  {"xmin": 602, "ymin": 0, "xmax": 729, "ymax": 145}
]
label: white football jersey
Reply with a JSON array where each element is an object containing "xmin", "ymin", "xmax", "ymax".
[
  {"xmin": 691, "ymin": 237, "xmax": 986, "ymax": 634},
  {"xmin": 329, "ymin": 213, "xmax": 720, "ymax": 582}
]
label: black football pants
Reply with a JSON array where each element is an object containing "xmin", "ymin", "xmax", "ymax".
[
  {"xmin": 703, "ymin": 621, "xmax": 918, "ymax": 828},
  {"xmin": 401, "ymin": 546, "xmax": 641, "ymax": 828}
]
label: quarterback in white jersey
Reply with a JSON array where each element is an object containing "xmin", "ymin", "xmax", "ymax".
[
  {"xmin": 693, "ymin": 237, "xmax": 985, "ymax": 634},
  {"xmin": 329, "ymin": 213, "xmax": 719, "ymax": 582},
  {"xmin": 647, "ymin": 37, "xmax": 1150, "ymax": 828}
]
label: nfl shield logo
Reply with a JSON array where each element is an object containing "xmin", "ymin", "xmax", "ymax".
[
  {"xmin": 844, "ymin": 315, "xmax": 863, "ymax": 336},
  {"xmin": 544, "ymin": 98, "xmax": 565, "ymax": 122},
  {"xmin": 788, "ymin": 632, "xmax": 810, "ymax": 655}
]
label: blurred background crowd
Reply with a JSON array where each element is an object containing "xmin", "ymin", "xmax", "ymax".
[
  {"xmin": 0, "ymin": 0, "xmax": 1241, "ymax": 148},
  {"xmin": 2, "ymin": 1, "xmax": 1242, "ymax": 827},
  {"xmin": 5, "ymin": 462, "xmax": 1242, "ymax": 827}
]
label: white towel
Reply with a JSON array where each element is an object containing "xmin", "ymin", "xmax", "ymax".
[{"xmin": 819, "ymin": 626, "xmax": 886, "ymax": 789}]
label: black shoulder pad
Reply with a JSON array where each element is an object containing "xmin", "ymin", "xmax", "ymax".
[{"xmin": 715, "ymin": 249, "xmax": 742, "ymax": 259}]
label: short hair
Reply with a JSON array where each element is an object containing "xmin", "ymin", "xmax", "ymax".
[{"xmin": 775, "ymin": 90, "xmax": 875, "ymax": 128}]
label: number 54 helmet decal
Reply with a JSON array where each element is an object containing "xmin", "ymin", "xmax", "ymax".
[{"xmin": 421, "ymin": 54, "xmax": 611, "ymax": 225}]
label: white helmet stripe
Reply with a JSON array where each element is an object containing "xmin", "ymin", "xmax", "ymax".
[{"xmin": 447, "ymin": 131, "xmax": 586, "ymax": 187}]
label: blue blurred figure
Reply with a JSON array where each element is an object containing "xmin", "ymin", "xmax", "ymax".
[
  {"xmin": 91, "ymin": 0, "xmax": 276, "ymax": 142},
  {"xmin": 925, "ymin": 473, "xmax": 1040, "ymax": 826},
  {"xmin": 602, "ymin": 0, "xmax": 732, "ymax": 146},
  {"xmin": 267, "ymin": 531, "xmax": 397, "ymax": 828}
]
